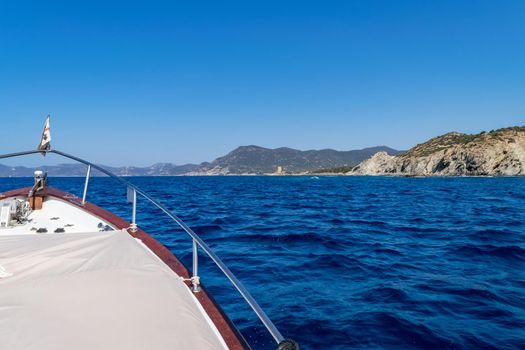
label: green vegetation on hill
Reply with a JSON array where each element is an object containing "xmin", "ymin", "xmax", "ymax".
[
  {"xmin": 198, "ymin": 145, "xmax": 402, "ymax": 174},
  {"xmin": 317, "ymin": 125, "xmax": 525, "ymax": 176},
  {"xmin": 404, "ymin": 126, "xmax": 525, "ymax": 158}
]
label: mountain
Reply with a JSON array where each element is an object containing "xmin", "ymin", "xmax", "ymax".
[
  {"xmin": 0, "ymin": 163, "xmax": 199, "ymax": 177},
  {"xmin": 351, "ymin": 127, "xmax": 525, "ymax": 176},
  {"xmin": 0, "ymin": 145, "xmax": 401, "ymax": 176},
  {"xmin": 6, "ymin": 126, "xmax": 523, "ymax": 177},
  {"xmin": 190, "ymin": 145, "xmax": 402, "ymax": 175},
  {"xmin": 104, "ymin": 163, "xmax": 200, "ymax": 176}
]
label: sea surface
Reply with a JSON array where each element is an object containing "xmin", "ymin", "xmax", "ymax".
[{"xmin": 1, "ymin": 176, "xmax": 524, "ymax": 349}]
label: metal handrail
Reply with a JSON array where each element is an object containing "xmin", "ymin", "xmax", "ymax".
[{"xmin": 0, "ymin": 149, "xmax": 286, "ymax": 346}]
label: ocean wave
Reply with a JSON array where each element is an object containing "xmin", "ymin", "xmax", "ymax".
[{"xmin": 451, "ymin": 244, "xmax": 525, "ymax": 262}]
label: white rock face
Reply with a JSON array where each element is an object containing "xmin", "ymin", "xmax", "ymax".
[
  {"xmin": 185, "ymin": 166, "xmax": 230, "ymax": 176},
  {"xmin": 350, "ymin": 128, "xmax": 525, "ymax": 176},
  {"xmin": 350, "ymin": 152, "xmax": 398, "ymax": 175}
]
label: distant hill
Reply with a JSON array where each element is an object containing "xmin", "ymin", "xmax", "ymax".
[
  {"xmin": 351, "ymin": 127, "xmax": 525, "ymax": 176},
  {"xmin": 0, "ymin": 163, "xmax": 199, "ymax": 177},
  {"xmin": 0, "ymin": 145, "xmax": 401, "ymax": 176},
  {"xmin": 191, "ymin": 145, "xmax": 402, "ymax": 175}
]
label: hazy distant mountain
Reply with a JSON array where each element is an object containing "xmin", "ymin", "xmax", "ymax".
[
  {"xmin": 0, "ymin": 145, "xmax": 401, "ymax": 177},
  {"xmin": 103, "ymin": 163, "xmax": 200, "ymax": 176},
  {"xmin": 191, "ymin": 145, "xmax": 402, "ymax": 175},
  {"xmin": 0, "ymin": 163, "xmax": 199, "ymax": 177}
]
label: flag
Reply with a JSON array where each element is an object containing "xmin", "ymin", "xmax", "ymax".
[{"xmin": 38, "ymin": 115, "xmax": 51, "ymax": 154}]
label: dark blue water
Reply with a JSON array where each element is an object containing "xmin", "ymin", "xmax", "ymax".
[{"xmin": 1, "ymin": 176, "xmax": 524, "ymax": 349}]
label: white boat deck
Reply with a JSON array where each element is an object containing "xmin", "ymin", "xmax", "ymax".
[
  {"xmin": 0, "ymin": 197, "xmax": 115, "ymax": 235},
  {"xmin": 0, "ymin": 197, "xmax": 228, "ymax": 350}
]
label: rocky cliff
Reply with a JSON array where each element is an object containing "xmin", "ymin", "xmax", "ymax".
[{"xmin": 351, "ymin": 127, "xmax": 525, "ymax": 176}]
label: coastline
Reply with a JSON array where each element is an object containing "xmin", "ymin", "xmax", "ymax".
[{"xmin": 0, "ymin": 173, "xmax": 522, "ymax": 178}]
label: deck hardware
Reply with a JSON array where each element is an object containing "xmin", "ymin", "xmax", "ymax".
[
  {"xmin": 277, "ymin": 339, "xmax": 300, "ymax": 350},
  {"xmin": 192, "ymin": 239, "xmax": 201, "ymax": 292},
  {"xmin": 0, "ymin": 203, "xmax": 10, "ymax": 227},
  {"xmin": 128, "ymin": 187, "xmax": 137, "ymax": 232},
  {"xmin": 82, "ymin": 165, "xmax": 91, "ymax": 205},
  {"xmin": 191, "ymin": 276, "xmax": 201, "ymax": 293},
  {"xmin": 28, "ymin": 171, "xmax": 47, "ymax": 210},
  {"xmin": 181, "ymin": 276, "xmax": 201, "ymax": 293}
]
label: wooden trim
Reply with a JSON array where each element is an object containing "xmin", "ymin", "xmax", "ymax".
[{"xmin": 0, "ymin": 187, "xmax": 250, "ymax": 350}]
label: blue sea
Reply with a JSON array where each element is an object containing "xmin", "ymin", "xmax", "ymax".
[{"xmin": 1, "ymin": 176, "xmax": 524, "ymax": 349}]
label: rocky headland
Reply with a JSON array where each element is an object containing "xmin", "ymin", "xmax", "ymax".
[{"xmin": 350, "ymin": 127, "xmax": 525, "ymax": 176}]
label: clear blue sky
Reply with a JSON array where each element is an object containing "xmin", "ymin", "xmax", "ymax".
[{"xmin": 1, "ymin": 0, "xmax": 524, "ymax": 166}]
